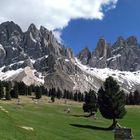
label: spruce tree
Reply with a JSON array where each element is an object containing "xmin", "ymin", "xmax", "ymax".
[
  {"xmin": 56, "ymin": 88, "xmax": 62, "ymax": 99},
  {"xmin": 27, "ymin": 86, "xmax": 32, "ymax": 96},
  {"xmin": 0, "ymin": 81, "xmax": 4, "ymax": 99},
  {"xmin": 83, "ymin": 90, "xmax": 98, "ymax": 116},
  {"xmin": 50, "ymin": 88, "xmax": 56, "ymax": 102},
  {"xmin": 13, "ymin": 82, "xmax": 19, "ymax": 98},
  {"xmin": 74, "ymin": 92, "xmax": 78, "ymax": 101},
  {"xmin": 51, "ymin": 95, "xmax": 55, "ymax": 102},
  {"xmin": 98, "ymin": 76, "xmax": 126, "ymax": 129},
  {"xmin": 125, "ymin": 94, "xmax": 130, "ymax": 105},
  {"xmin": 129, "ymin": 92, "xmax": 134, "ymax": 105},
  {"xmin": 5, "ymin": 82, "xmax": 12, "ymax": 100},
  {"xmin": 35, "ymin": 86, "xmax": 42, "ymax": 99},
  {"xmin": 134, "ymin": 90, "xmax": 140, "ymax": 105}
]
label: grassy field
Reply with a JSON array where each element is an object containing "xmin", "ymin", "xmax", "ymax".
[{"xmin": 0, "ymin": 96, "xmax": 140, "ymax": 140}]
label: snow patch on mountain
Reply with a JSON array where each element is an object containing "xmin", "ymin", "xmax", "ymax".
[
  {"xmin": 75, "ymin": 58, "xmax": 140, "ymax": 91},
  {"xmin": 0, "ymin": 66, "xmax": 44, "ymax": 85},
  {"xmin": 9, "ymin": 61, "xmax": 24, "ymax": 67},
  {"xmin": 107, "ymin": 54, "xmax": 121, "ymax": 61},
  {"xmin": 0, "ymin": 68, "xmax": 23, "ymax": 81}
]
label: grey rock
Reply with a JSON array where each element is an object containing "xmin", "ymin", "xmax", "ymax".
[
  {"xmin": 89, "ymin": 37, "xmax": 110, "ymax": 68},
  {"xmin": 79, "ymin": 36, "xmax": 140, "ymax": 71},
  {"xmin": 1, "ymin": 21, "xmax": 140, "ymax": 93},
  {"xmin": 77, "ymin": 47, "xmax": 91, "ymax": 65}
]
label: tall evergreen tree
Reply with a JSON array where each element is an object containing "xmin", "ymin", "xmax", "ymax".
[
  {"xmin": 56, "ymin": 88, "xmax": 62, "ymax": 99},
  {"xmin": 125, "ymin": 94, "xmax": 130, "ymax": 105},
  {"xmin": 98, "ymin": 76, "xmax": 126, "ymax": 129},
  {"xmin": 27, "ymin": 86, "xmax": 32, "ymax": 96},
  {"xmin": 12, "ymin": 82, "xmax": 19, "ymax": 98},
  {"xmin": 18, "ymin": 82, "xmax": 27, "ymax": 95},
  {"xmin": 134, "ymin": 90, "xmax": 140, "ymax": 105},
  {"xmin": 35, "ymin": 86, "xmax": 42, "ymax": 99},
  {"xmin": 5, "ymin": 82, "xmax": 12, "ymax": 100},
  {"xmin": 83, "ymin": 90, "xmax": 98, "ymax": 116},
  {"xmin": 50, "ymin": 88, "xmax": 56, "ymax": 102},
  {"xmin": 78, "ymin": 92, "xmax": 83, "ymax": 102},
  {"xmin": 74, "ymin": 92, "xmax": 78, "ymax": 101},
  {"xmin": 0, "ymin": 81, "xmax": 4, "ymax": 99},
  {"xmin": 129, "ymin": 92, "xmax": 134, "ymax": 105}
]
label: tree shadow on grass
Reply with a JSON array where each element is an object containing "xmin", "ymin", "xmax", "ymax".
[
  {"xmin": 72, "ymin": 114, "xmax": 91, "ymax": 118},
  {"xmin": 70, "ymin": 124, "xmax": 111, "ymax": 131}
]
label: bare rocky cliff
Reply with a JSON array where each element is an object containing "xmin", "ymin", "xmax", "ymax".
[{"xmin": 0, "ymin": 21, "xmax": 140, "ymax": 93}]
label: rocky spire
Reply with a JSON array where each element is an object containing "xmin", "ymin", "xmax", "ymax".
[
  {"xmin": 127, "ymin": 36, "xmax": 138, "ymax": 46},
  {"xmin": 0, "ymin": 21, "xmax": 23, "ymax": 45},
  {"xmin": 94, "ymin": 37, "xmax": 108, "ymax": 58},
  {"xmin": 77, "ymin": 47, "xmax": 91, "ymax": 65},
  {"xmin": 115, "ymin": 36, "xmax": 126, "ymax": 46}
]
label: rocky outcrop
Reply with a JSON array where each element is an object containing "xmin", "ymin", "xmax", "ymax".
[
  {"xmin": 78, "ymin": 36, "xmax": 140, "ymax": 71},
  {"xmin": 1, "ymin": 21, "xmax": 140, "ymax": 93},
  {"xmin": 89, "ymin": 37, "xmax": 109, "ymax": 68},
  {"xmin": 0, "ymin": 21, "xmax": 87, "ymax": 92},
  {"xmin": 77, "ymin": 47, "xmax": 91, "ymax": 65}
]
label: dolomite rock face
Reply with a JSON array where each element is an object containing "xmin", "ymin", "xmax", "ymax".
[
  {"xmin": 0, "ymin": 21, "xmax": 93, "ymax": 92},
  {"xmin": 78, "ymin": 36, "xmax": 140, "ymax": 71},
  {"xmin": 77, "ymin": 47, "xmax": 91, "ymax": 65},
  {"xmin": 1, "ymin": 21, "xmax": 140, "ymax": 93}
]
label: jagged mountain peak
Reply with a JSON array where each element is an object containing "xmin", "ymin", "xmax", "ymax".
[
  {"xmin": 77, "ymin": 47, "xmax": 91, "ymax": 65},
  {"xmin": 0, "ymin": 21, "xmax": 140, "ymax": 93},
  {"xmin": 78, "ymin": 36, "xmax": 140, "ymax": 71},
  {"xmin": 115, "ymin": 36, "xmax": 126, "ymax": 47},
  {"xmin": 0, "ymin": 21, "xmax": 23, "ymax": 34},
  {"xmin": 0, "ymin": 21, "xmax": 23, "ymax": 45},
  {"xmin": 127, "ymin": 36, "xmax": 138, "ymax": 46},
  {"xmin": 40, "ymin": 25, "xmax": 50, "ymax": 33},
  {"xmin": 27, "ymin": 23, "xmax": 39, "ymax": 33},
  {"xmin": 93, "ymin": 37, "xmax": 109, "ymax": 59}
]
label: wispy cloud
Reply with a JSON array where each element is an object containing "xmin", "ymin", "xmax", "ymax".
[
  {"xmin": 53, "ymin": 29, "xmax": 62, "ymax": 43},
  {"xmin": 0, "ymin": 0, "xmax": 118, "ymax": 31}
]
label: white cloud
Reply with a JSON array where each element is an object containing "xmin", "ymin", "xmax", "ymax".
[
  {"xmin": 53, "ymin": 30, "xmax": 62, "ymax": 43},
  {"xmin": 0, "ymin": 0, "xmax": 118, "ymax": 31}
]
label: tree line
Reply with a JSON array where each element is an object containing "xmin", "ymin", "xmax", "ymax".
[
  {"xmin": 0, "ymin": 81, "xmax": 84, "ymax": 102},
  {"xmin": 125, "ymin": 90, "xmax": 140, "ymax": 105},
  {"xmin": 0, "ymin": 80, "xmax": 139, "ymax": 106}
]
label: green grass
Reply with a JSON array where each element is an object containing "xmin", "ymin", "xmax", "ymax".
[{"xmin": 0, "ymin": 101, "xmax": 140, "ymax": 140}]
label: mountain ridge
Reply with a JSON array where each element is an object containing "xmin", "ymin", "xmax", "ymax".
[
  {"xmin": 78, "ymin": 36, "xmax": 140, "ymax": 71},
  {"xmin": 0, "ymin": 21, "xmax": 140, "ymax": 93}
]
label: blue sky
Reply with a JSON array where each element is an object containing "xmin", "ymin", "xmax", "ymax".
[
  {"xmin": 61, "ymin": 0, "xmax": 140, "ymax": 54},
  {"xmin": 0, "ymin": 0, "xmax": 140, "ymax": 55}
]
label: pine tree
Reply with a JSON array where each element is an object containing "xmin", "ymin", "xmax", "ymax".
[
  {"xmin": 56, "ymin": 88, "xmax": 62, "ymax": 99},
  {"xmin": 35, "ymin": 86, "xmax": 42, "ymax": 99},
  {"xmin": 50, "ymin": 88, "xmax": 56, "ymax": 102},
  {"xmin": 18, "ymin": 82, "xmax": 27, "ymax": 95},
  {"xmin": 125, "ymin": 94, "xmax": 130, "ymax": 105},
  {"xmin": 83, "ymin": 90, "xmax": 98, "ymax": 116},
  {"xmin": 134, "ymin": 90, "xmax": 140, "ymax": 105},
  {"xmin": 0, "ymin": 81, "xmax": 4, "ymax": 99},
  {"xmin": 45, "ymin": 88, "xmax": 48, "ymax": 96},
  {"xmin": 98, "ymin": 76, "xmax": 126, "ymax": 129},
  {"xmin": 74, "ymin": 92, "xmax": 78, "ymax": 101},
  {"xmin": 5, "ymin": 82, "xmax": 12, "ymax": 100},
  {"xmin": 51, "ymin": 95, "xmax": 55, "ymax": 102},
  {"xmin": 27, "ymin": 86, "xmax": 32, "ymax": 96},
  {"xmin": 40, "ymin": 86, "xmax": 45, "ymax": 95},
  {"xmin": 12, "ymin": 82, "xmax": 19, "ymax": 98},
  {"xmin": 129, "ymin": 92, "xmax": 134, "ymax": 105},
  {"xmin": 78, "ymin": 92, "xmax": 84, "ymax": 102},
  {"xmin": 69, "ymin": 92, "xmax": 74, "ymax": 100}
]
